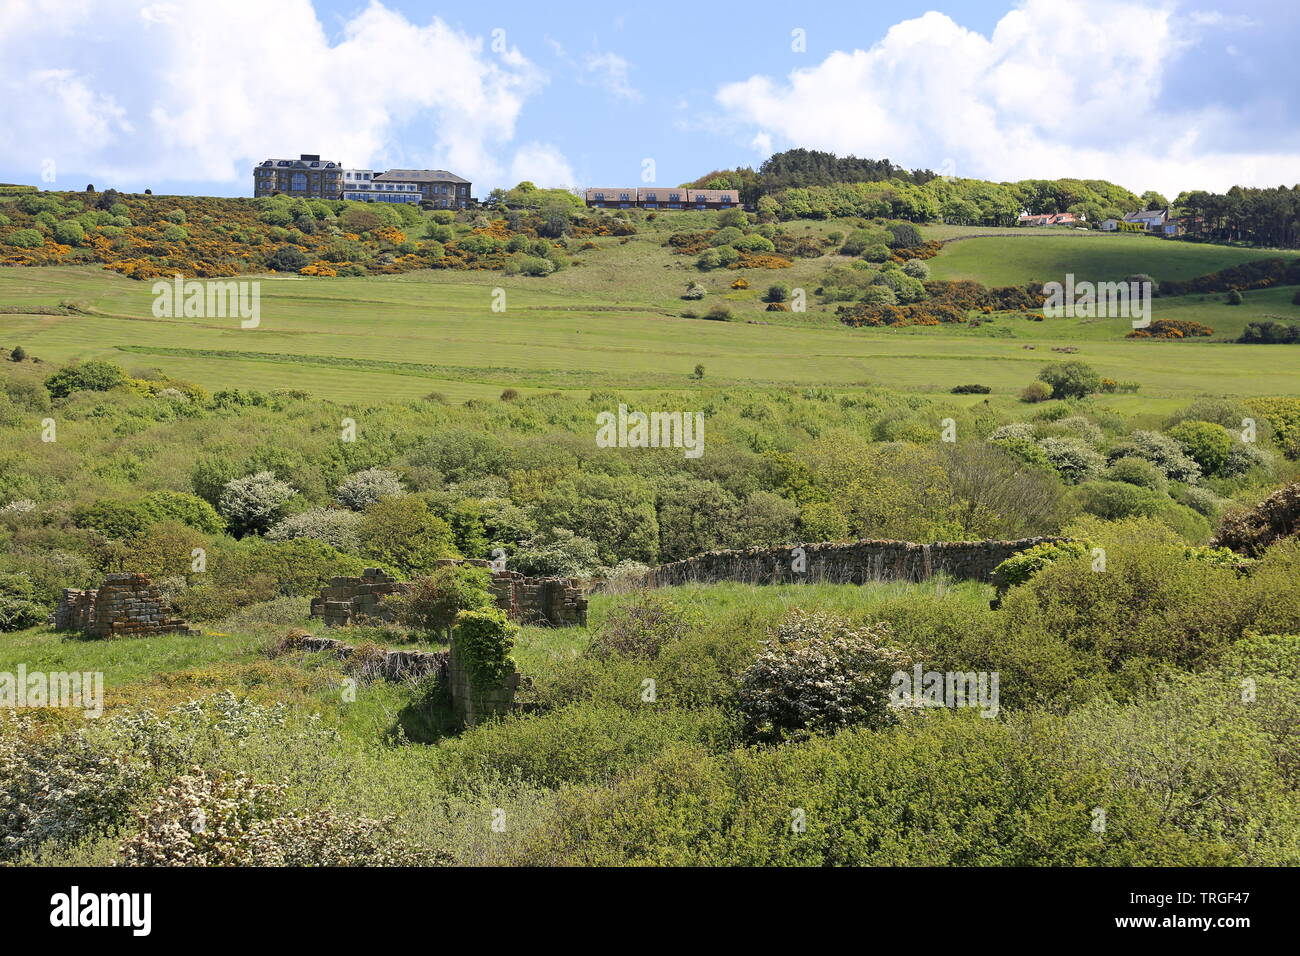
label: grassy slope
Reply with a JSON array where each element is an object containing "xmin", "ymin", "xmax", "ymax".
[{"xmin": 0, "ymin": 216, "xmax": 1297, "ymax": 408}]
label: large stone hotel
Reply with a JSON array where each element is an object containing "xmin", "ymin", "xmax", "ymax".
[{"xmin": 253, "ymin": 154, "xmax": 472, "ymax": 208}]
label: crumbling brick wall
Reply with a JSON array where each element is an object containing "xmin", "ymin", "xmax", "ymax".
[
  {"xmin": 645, "ymin": 537, "xmax": 1069, "ymax": 588},
  {"xmin": 310, "ymin": 563, "xmax": 588, "ymax": 628},
  {"xmin": 52, "ymin": 573, "xmax": 194, "ymax": 638}
]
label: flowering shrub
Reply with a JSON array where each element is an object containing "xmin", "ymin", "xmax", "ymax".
[
  {"xmin": 1037, "ymin": 437, "xmax": 1105, "ymax": 484},
  {"xmin": 335, "ymin": 467, "xmax": 405, "ymax": 511},
  {"xmin": 218, "ymin": 471, "xmax": 297, "ymax": 535},
  {"xmin": 265, "ymin": 507, "xmax": 364, "ymax": 551},
  {"xmin": 736, "ymin": 610, "xmax": 912, "ymax": 743},
  {"xmin": 118, "ymin": 767, "xmax": 444, "ymax": 866}
]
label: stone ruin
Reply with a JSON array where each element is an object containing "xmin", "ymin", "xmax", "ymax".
[
  {"xmin": 53, "ymin": 572, "xmax": 195, "ymax": 639},
  {"xmin": 643, "ymin": 537, "xmax": 1070, "ymax": 588},
  {"xmin": 310, "ymin": 561, "xmax": 588, "ymax": 629}
]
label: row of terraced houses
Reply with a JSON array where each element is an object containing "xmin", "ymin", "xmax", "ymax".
[{"xmin": 582, "ymin": 187, "xmax": 740, "ymax": 210}]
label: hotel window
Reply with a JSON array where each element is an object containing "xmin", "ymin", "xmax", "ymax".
[{"xmin": 291, "ymin": 172, "xmax": 307, "ymax": 191}]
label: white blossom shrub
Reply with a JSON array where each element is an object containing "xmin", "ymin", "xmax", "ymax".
[
  {"xmin": 736, "ymin": 610, "xmax": 912, "ymax": 743},
  {"xmin": 1121, "ymin": 430, "xmax": 1203, "ymax": 484},
  {"xmin": 266, "ymin": 507, "xmax": 364, "ymax": 550},
  {"xmin": 217, "ymin": 471, "xmax": 296, "ymax": 534},
  {"xmin": 335, "ymin": 468, "xmax": 405, "ymax": 511},
  {"xmin": 1037, "ymin": 437, "xmax": 1105, "ymax": 485},
  {"xmin": 118, "ymin": 767, "xmax": 447, "ymax": 866}
]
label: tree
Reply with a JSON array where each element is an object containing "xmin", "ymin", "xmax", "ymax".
[
  {"xmin": 1037, "ymin": 361, "xmax": 1102, "ymax": 400},
  {"xmin": 218, "ymin": 472, "xmax": 297, "ymax": 536},
  {"xmin": 394, "ymin": 564, "xmax": 493, "ymax": 641},
  {"xmin": 44, "ymin": 360, "xmax": 125, "ymax": 398},
  {"xmin": 357, "ymin": 496, "xmax": 459, "ymax": 575}
]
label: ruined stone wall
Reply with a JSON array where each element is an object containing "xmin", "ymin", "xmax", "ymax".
[
  {"xmin": 645, "ymin": 537, "xmax": 1069, "ymax": 588},
  {"xmin": 310, "ymin": 563, "xmax": 588, "ymax": 628},
  {"xmin": 52, "ymin": 573, "xmax": 194, "ymax": 638}
]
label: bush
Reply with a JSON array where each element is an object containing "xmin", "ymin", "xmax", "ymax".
[
  {"xmin": 993, "ymin": 540, "xmax": 1094, "ymax": 590},
  {"xmin": 393, "ymin": 564, "xmax": 493, "ymax": 639},
  {"xmin": 1037, "ymin": 437, "xmax": 1104, "ymax": 484},
  {"xmin": 586, "ymin": 591, "xmax": 693, "ymax": 661},
  {"xmin": 509, "ymin": 529, "xmax": 601, "ymax": 578},
  {"xmin": 1168, "ymin": 420, "xmax": 1232, "ymax": 477},
  {"xmin": 1074, "ymin": 480, "xmax": 1165, "ymax": 520},
  {"xmin": 1106, "ymin": 456, "xmax": 1168, "ymax": 493},
  {"xmin": 119, "ymin": 768, "xmax": 438, "ymax": 866},
  {"xmin": 265, "ymin": 508, "xmax": 364, "ymax": 551},
  {"xmin": 0, "ymin": 572, "xmax": 48, "ymax": 631},
  {"xmin": 736, "ymin": 610, "xmax": 912, "ymax": 743},
  {"xmin": 950, "ymin": 384, "xmax": 991, "ymax": 394},
  {"xmin": 1116, "ymin": 430, "xmax": 1203, "ymax": 483},
  {"xmin": 266, "ymin": 245, "xmax": 309, "ymax": 272},
  {"xmin": 1037, "ymin": 361, "xmax": 1101, "ymax": 400},
  {"xmin": 335, "ymin": 467, "xmax": 405, "ymax": 511},
  {"xmin": 44, "ymin": 360, "xmax": 126, "ymax": 398},
  {"xmin": 765, "ymin": 282, "xmax": 790, "ymax": 303},
  {"xmin": 218, "ymin": 471, "xmax": 297, "ymax": 535},
  {"xmin": 136, "ymin": 490, "xmax": 226, "ymax": 534},
  {"xmin": 4, "ymin": 229, "xmax": 44, "ymax": 248},
  {"xmin": 799, "ymin": 501, "xmax": 850, "ymax": 541},
  {"xmin": 1020, "ymin": 381, "xmax": 1052, "ymax": 403}
]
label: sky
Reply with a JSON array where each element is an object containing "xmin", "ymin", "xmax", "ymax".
[{"xmin": 0, "ymin": 0, "xmax": 1296, "ymax": 200}]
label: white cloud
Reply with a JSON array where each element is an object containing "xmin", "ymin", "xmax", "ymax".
[
  {"xmin": 715, "ymin": 0, "xmax": 1297, "ymax": 196},
  {"xmin": 583, "ymin": 51, "xmax": 641, "ymax": 103},
  {"xmin": 0, "ymin": 0, "xmax": 545, "ymax": 190},
  {"xmin": 508, "ymin": 143, "xmax": 575, "ymax": 190}
]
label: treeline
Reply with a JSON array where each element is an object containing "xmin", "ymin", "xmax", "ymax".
[
  {"xmin": 1175, "ymin": 185, "xmax": 1300, "ymax": 249},
  {"xmin": 688, "ymin": 148, "xmax": 937, "ymax": 206}
]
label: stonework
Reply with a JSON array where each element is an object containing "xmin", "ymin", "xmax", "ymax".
[
  {"xmin": 644, "ymin": 537, "xmax": 1069, "ymax": 588},
  {"xmin": 310, "ymin": 563, "xmax": 588, "ymax": 629},
  {"xmin": 53, "ymin": 573, "xmax": 195, "ymax": 639}
]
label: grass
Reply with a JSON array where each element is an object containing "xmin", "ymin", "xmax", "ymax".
[
  {"xmin": 0, "ymin": 214, "xmax": 1297, "ymax": 408},
  {"xmin": 926, "ymin": 229, "xmax": 1296, "ymax": 286}
]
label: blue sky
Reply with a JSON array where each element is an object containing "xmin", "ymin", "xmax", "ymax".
[{"xmin": 1, "ymin": 0, "xmax": 1295, "ymax": 199}]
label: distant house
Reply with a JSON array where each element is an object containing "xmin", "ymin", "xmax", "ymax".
[
  {"xmin": 584, "ymin": 187, "xmax": 739, "ymax": 210},
  {"xmin": 1111, "ymin": 207, "xmax": 1182, "ymax": 236},
  {"xmin": 254, "ymin": 157, "xmax": 472, "ymax": 206},
  {"xmin": 1017, "ymin": 211, "xmax": 1082, "ymax": 227}
]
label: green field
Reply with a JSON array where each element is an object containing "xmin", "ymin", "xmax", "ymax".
[{"xmin": 1, "ymin": 217, "xmax": 1298, "ymax": 408}]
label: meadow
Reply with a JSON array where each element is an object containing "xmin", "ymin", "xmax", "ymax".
[
  {"xmin": 1, "ymin": 200, "xmax": 1298, "ymax": 868},
  {"xmin": 1, "ymin": 213, "xmax": 1297, "ymax": 410}
]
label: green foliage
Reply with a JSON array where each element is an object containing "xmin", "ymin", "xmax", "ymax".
[
  {"xmin": 454, "ymin": 606, "xmax": 518, "ymax": 689},
  {"xmin": 1168, "ymin": 420, "xmax": 1233, "ymax": 477},
  {"xmin": 994, "ymin": 539, "xmax": 1094, "ymax": 590},
  {"xmin": 44, "ymin": 360, "xmax": 125, "ymax": 398},
  {"xmin": 1037, "ymin": 360, "xmax": 1102, "ymax": 400},
  {"xmin": 394, "ymin": 564, "xmax": 493, "ymax": 637},
  {"xmin": 357, "ymin": 496, "xmax": 459, "ymax": 576}
]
